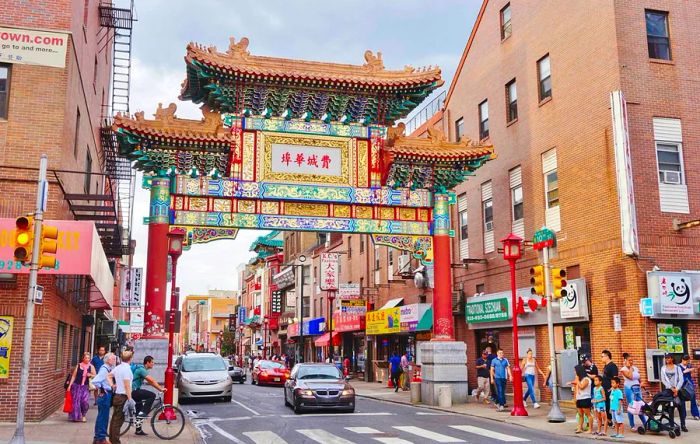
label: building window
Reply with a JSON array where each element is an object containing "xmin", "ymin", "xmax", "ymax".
[
  {"xmin": 500, "ymin": 3, "xmax": 512, "ymax": 40},
  {"xmin": 656, "ymin": 142, "xmax": 683, "ymax": 184},
  {"xmin": 73, "ymin": 108, "xmax": 81, "ymax": 158},
  {"xmin": 374, "ymin": 245, "xmax": 380, "ymax": 271},
  {"xmin": 506, "ymin": 79, "xmax": 517, "ymax": 123},
  {"xmin": 0, "ymin": 64, "xmax": 9, "ymax": 119},
  {"xmin": 360, "ymin": 235, "xmax": 365, "ymax": 253},
  {"xmin": 646, "ymin": 10, "xmax": 671, "ymax": 60},
  {"xmin": 93, "ymin": 56, "xmax": 98, "ymax": 91},
  {"xmin": 388, "ymin": 248, "xmax": 394, "ymax": 267},
  {"xmin": 537, "ymin": 55, "xmax": 552, "ymax": 101},
  {"xmin": 455, "ymin": 117, "xmax": 464, "ymax": 141},
  {"xmin": 84, "ymin": 149, "xmax": 92, "ymax": 193},
  {"xmin": 545, "ymin": 170, "xmax": 559, "ymax": 208},
  {"xmin": 483, "ymin": 199, "xmax": 493, "ymax": 232},
  {"xmin": 478, "ymin": 100, "xmax": 489, "ymax": 140},
  {"xmin": 511, "ymin": 184, "xmax": 523, "ymax": 221},
  {"xmin": 459, "ymin": 208, "xmax": 468, "ymax": 241},
  {"xmin": 56, "ymin": 322, "xmax": 67, "ymax": 370},
  {"xmin": 476, "ymin": 283, "xmax": 485, "ymax": 294},
  {"xmin": 347, "ymin": 235, "xmax": 352, "ymax": 258}
]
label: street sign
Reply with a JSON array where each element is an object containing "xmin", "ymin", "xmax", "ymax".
[
  {"xmin": 639, "ymin": 297, "xmax": 654, "ymax": 317},
  {"xmin": 533, "ymin": 227, "xmax": 556, "ymax": 251},
  {"xmin": 32, "ymin": 285, "xmax": 43, "ymax": 305},
  {"xmin": 40, "ymin": 180, "xmax": 48, "ymax": 212},
  {"xmin": 341, "ymin": 299, "xmax": 366, "ymax": 314},
  {"xmin": 129, "ymin": 309, "xmax": 144, "ymax": 334},
  {"xmin": 320, "ymin": 252, "xmax": 339, "ymax": 291},
  {"xmin": 338, "ymin": 283, "xmax": 361, "ymax": 299}
]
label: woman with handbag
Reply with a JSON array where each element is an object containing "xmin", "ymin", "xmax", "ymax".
[
  {"xmin": 660, "ymin": 353, "xmax": 687, "ymax": 433},
  {"xmin": 620, "ymin": 353, "xmax": 646, "ymax": 432},
  {"xmin": 680, "ymin": 355, "xmax": 700, "ymax": 420},
  {"xmin": 66, "ymin": 352, "xmax": 96, "ymax": 422}
]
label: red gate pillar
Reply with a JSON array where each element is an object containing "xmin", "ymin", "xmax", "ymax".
[
  {"xmin": 143, "ymin": 176, "xmax": 171, "ymax": 338},
  {"xmin": 431, "ymin": 193, "xmax": 454, "ymax": 340}
]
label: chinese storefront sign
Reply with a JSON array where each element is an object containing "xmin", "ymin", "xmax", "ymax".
[
  {"xmin": 0, "ymin": 316, "xmax": 13, "ymax": 379},
  {"xmin": 466, "ymin": 298, "xmax": 509, "ymax": 324},
  {"xmin": 271, "ymin": 143, "xmax": 342, "ymax": 177},
  {"xmin": 399, "ymin": 304, "xmax": 431, "ymax": 332},
  {"xmin": 273, "ymin": 267, "xmax": 295, "ymax": 289},
  {"xmin": 560, "ymin": 282, "xmax": 582, "ymax": 319},
  {"xmin": 657, "ymin": 323, "xmax": 685, "ymax": 354},
  {"xmin": 659, "ymin": 274, "xmax": 694, "ymax": 315},
  {"xmin": 238, "ymin": 306, "xmax": 247, "ymax": 326},
  {"xmin": 338, "ymin": 283, "xmax": 361, "ymax": 299},
  {"xmin": 271, "ymin": 291, "xmax": 282, "ymax": 313},
  {"xmin": 340, "ymin": 299, "xmax": 366, "ymax": 315},
  {"xmin": 366, "ymin": 307, "xmax": 401, "ymax": 335},
  {"xmin": 0, "ymin": 27, "xmax": 68, "ymax": 68},
  {"xmin": 332, "ymin": 311, "xmax": 365, "ymax": 332},
  {"xmin": 120, "ymin": 267, "xmax": 142, "ymax": 308},
  {"xmin": 320, "ymin": 253, "xmax": 339, "ymax": 291}
]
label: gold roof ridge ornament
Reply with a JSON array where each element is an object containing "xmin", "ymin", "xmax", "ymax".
[
  {"xmin": 384, "ymin": 122, "xmax": 496, "ymax": 162},
  {"xmin": 114, "ymin": 103, "xmax": 230, "ymax": 140}
]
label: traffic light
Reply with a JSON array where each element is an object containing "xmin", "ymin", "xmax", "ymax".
[
  {"xmin": 38, "ymin": 223, "xmax": 58, "ymax": 268},
  {"xmin": 530, "ymin": 265, "xmax": 545, "ymax": 296},
  {"xmin": 552, "ymin": 268, "xmax": 568, "ymax": 299},
  {"xmin": 13, "ymin": 216, "xmax": 34, "ymax": 264}
]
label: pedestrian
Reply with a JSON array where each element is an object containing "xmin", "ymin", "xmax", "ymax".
[
  {"xmin": 474, "ymin": 350, "xmax": 491, "ymax": 404},
  {"xmin": 610, "ymin": 377, "xmax": 625, "ymax": 438},
  {"xmin": 520, "ymin": 348, "xmax": 544, "ymax": 409},
  {"xmin": 343, "ymin": 356, "xmax": 351, "ymax": 378},
  {"xmin": 600, "ymin": 350, "xmax": 618, "ymax": 425},
  {"xmin": 131, "ymin": 355, "xmax": 166, "ymax": 436},
  {"xmin": 680, "ymin": 355, "xmax": 700, "ymax": 420},
  {"xmin": 91, "ymin": 346, "xmax": 107, "ymax": 405},
  {"xmin": 592, "ymin": 375, "xmax": 608, "ymax": 436},
  {"xmin": 92, "ymin": 352, "xmax": 116, "ymax": 444},
  {"xmin": 400, "ymin": 352, "xmax": 410, "ymax": 390},
  {"xmin": 490, "ymin": 349, "xmax": 512, "ymax": 412},
  {"xmin": 66, "ymin": 352, "xmax": 96, "ymax": 422},
  {"xmin": 485, "ymin": 346, "xmax": 498, "ymax": 404},
  {"xmin": 574, "ymin": 366, "xmax": 594, "ymax": 434},
  {"xmin": 620, "ymin": 353, "xmax": 647, "ymax": 432},
  {"xmin": 109, "ymin": 350, "xmax": 134, "ymax": 444},
  {"xmin": 660, "ymin": 353, "xmax": 688, "ymax": 433},
  {"xmin": 389, "ymin": 352, "xmax": 402, "ymax": 393}
]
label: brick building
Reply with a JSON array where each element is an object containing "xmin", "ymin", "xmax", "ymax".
[
  {"xmin": 434, "ymin": 0, "xmax": 700, "ymax": 396},
  {"xmin": 0, "ymin": 1, "xmax": 134, "ymax": 420}
]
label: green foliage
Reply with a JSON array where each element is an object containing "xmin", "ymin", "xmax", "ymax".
[{"xmin": 220, "ymin": 330, "xmax": 236, "ymax": 357}]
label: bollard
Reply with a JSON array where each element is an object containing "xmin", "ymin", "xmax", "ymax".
[
  {"xmin": 438, "ymin": 385, "xmax": 452, "ymax": 408},
  {"xmin": 173, "ymin": 388, "xmax": 179, "ymax": 407},
  {"xmin": 410, "ymin": 381, "xmax": 421, "ymax": 404}
]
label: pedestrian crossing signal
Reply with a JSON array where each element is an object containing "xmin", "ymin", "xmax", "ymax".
[
  {"xmin": 552, "ymin": 268, "xmax": 568, "ymax": 299},
  {"xmin": 530, "ymin": 265, "xmax": 545, "ymax": 296},
  {"xmin": 13, "ymin": 216, "xmax": 34, "ymax": 264},
  {"xmin": 39, "ymin": 224, "xmax": 59, "ymax": 268}
]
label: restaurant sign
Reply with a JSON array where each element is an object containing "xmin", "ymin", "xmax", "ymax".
[
  {"xmin": 466, "ymin": 298, "xmax": 509, "ymax": 324},
  {"xmin": 338, "ymin": 283, "xmax": 361, "ymax": 299},
  {"xmin": 341, "ymin": 299, "xmax": 366, "ymax": 315},
  {"xmin": 366, "ymin": 307, "xmax": 401, "ymax": 335},
  {"xmin": 320, "ymin": 253, "xmax": 339, "ymax": 291}
]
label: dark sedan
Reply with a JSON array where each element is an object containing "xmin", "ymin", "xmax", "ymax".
[
  {"xmin": 228, "ymin": 363, "xmax": 246, "ymax": 384},
  {"xmin": 283, "ymin": 363, "xmax": 355, "ymax": 414}
]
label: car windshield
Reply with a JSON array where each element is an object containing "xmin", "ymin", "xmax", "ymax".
[
  {"xmin": 182, "ymin": 357, "xmax": 227, "ymax": 372},
  {"xmin": 297, "ymin": 365, "xmax": 342, "ymax": 380},
  {"xmin": 260, "ymin": 361, "xmax": 285, "ymax": 369}
]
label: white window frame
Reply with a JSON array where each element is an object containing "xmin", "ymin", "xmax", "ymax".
[
  {"xmin": 511, "ymin": 184, "xmax": 523, "ymax": 221},
  {"xmin": 655, "ymin": 141, "xmax": 684, "ymax": 185},
  {"xmin": 483, "ymin": 198, "xmax": 494, "ymax": 232},
  {"xmin": 538, "ymin": 55, "xmax": 552, "ymax": 101},
  {"xmin": 455, "ymin": 117, "xmax": 464, "ymax": 141},
  {"xmin": 545, "ymin": 169, "xmax": 559, "ymax": 209},
  {"xmin": 479, "ymin": 100, "xmax": 489, "ymax": 140}
]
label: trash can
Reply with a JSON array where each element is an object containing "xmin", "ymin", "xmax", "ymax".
[
  {"xmin": 410, "ymin": 381, "xmax": 421, "ymax": 404},
  {"xmin": 438, "ymin": 385, "xmax": 452, "ymax": 408}
]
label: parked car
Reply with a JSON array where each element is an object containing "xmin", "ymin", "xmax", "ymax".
[
  {"xmin": 228, "ymin": 361, "xmax": 246, "ymax": 384},
  {"xmin": 252, "ymin": 360, "xmax": 289, "ymax": 386},
  {"xmin": 175, "ymin": 353, "xmax": 232, "ymax": 402},
  {"xmin": 284, "ymin": 363, "xmax": 355, "ymax": 414}
]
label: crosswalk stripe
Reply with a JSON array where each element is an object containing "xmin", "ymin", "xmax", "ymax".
[
  {"xmin": 393, "ymin": 426, "xmax": 464, "ymax": 443},
  {"xmin": 345, "ymin": 427, "xmax": 382, "ymax": 434},
  {"xmin": 449, "ymin": 425, "xmax": 530, "ymax": 442},
  {"xmin": 243, "ymin": 430, "xmax": 289, "ymax": 444},
  {"xmin": 374, "ymin": 438, "xmax": 414, "ymax": 444},
  {"xmin": 297, "ymin": 429, "xmax": 356, "ymax": 444}
]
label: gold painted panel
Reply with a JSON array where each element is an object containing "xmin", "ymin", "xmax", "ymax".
[
  {"xmin": 357, "ymin": 139, "xmax": 369, "ymax": 188},
  {"xmin": 189, "ymin": 197, "xmax": 208, "ymax": 212},
  {"xmin": 399, "ymin": 207, "xmax": 416, "ymax": 221},
  {"xmin": 284, "ymin": 202, "xmax": 329, "ymax": 217},
  {"xmin": 355, "ymin": 206, "xmax": 373, "ymax": 219},
  {"xmin": 243, "ymin": 132, "xmax": 255, "ymax": 181},
  {"xmin": 174, "ymin": 196, "xmax": 184, "ymax": 210},
  {"xmin": 418, "ymin": 209, "xmax": 431, "ymax": 222},
  {"xmin": 261, "ymin": 201, "xmax": 280, "ymax": 215},
  {"xmin": 238, "ymin": 200, "xmax": 256, "ymax": 213},
  {"xmin": 379, "ymin": 207, "xmax": 395, "ymax": 220},
  {"xmin": 213, "ymin": 199, "xmax": 232, "ymax": 213},
  {"xmin": 333, "ymin": 205, "xmax": 351, "ymax": 218}
]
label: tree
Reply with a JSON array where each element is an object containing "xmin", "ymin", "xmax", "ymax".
[{"xmin": 220, "ymin": 331, "xmax": 236, "ymax": 357}]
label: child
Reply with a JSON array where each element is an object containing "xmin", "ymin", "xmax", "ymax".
[
  {"xmin": 610, "ymin": 376, "xmax": 625, "ymax": 438},
  {"xmin": 592, "ymin": 375, "xmax": 608, "ymax": 436}
]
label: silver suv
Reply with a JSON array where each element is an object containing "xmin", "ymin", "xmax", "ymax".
[{"xmin": 175, "ymin": 353, "xmax": 232, "ymax": 402}]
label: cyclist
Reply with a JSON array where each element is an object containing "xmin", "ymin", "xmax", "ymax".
[{"xmin": 131, "ymin": 356, "xmax": 166, "ymax": 436}]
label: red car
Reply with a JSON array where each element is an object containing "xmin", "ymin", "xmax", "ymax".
[{"xmin": 252, "ymin": 360, "xmax": 290, "ymax": 386}]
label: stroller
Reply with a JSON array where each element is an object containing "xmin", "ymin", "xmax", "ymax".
[{"xmin": 634, "ymin": 389, "xmax": 682, "ymax": 439}]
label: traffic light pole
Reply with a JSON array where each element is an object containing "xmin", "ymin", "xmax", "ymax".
[
  {"xmin": 10, "ymin": 155, "xmax": 48, "ymax": 444},
  {"xmin": 544, "ymin": 246, "xmax": 566, "ymax": 423}
]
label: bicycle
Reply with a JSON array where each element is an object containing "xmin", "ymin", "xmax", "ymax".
[{"xmin": 119, "ymin": 391, "xmax": 186, "ymax": 440}]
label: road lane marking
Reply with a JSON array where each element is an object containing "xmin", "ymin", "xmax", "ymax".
[
  {"xmin": 297, "ymin": 429, "xmax": 356, "ymax": 444},
  {"xmin": 280, "ymin": 412, "xmax": 393, "ymax": 418},
  {"xmin": 243, "ymin": 431, "xmax": 289, "ymax": 444},
  {"xmin": 231, "ymin": 398, "xmax": 261, "ymax": 416},
  {"xmin": 416, "ymin": 412, "xmax": 457, "ymax": 416},
  {"xmin": 449, "ymin": 425, "xmax": 530, "ymax": 442},
  {"xmin": 202, "ymin": 420, "xmax": 247, "ymax": 444},
  {"xmin": 393, "ymin": 426, "xmax": 465, "ymax": 443},
  {"xmin": 374, "ymin": 438, "xmax": 414, "ymax": 444},
  {"xmin": 346, "ymin": 427, "xmax": 382, "ymax": 434}
]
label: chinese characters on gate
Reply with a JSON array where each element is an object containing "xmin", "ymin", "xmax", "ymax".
[
  {"xmin": 280, "ymin": 151, "xmax": 332, "ymax": 170},
  {"xmin": 271, "ymin": 143, "xmax": 342, "ymax": 177}
]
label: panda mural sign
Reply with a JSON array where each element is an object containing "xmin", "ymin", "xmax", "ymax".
[
  {"xmin": 659, "ymin": 274, "xmax": 694, "ymax": 315},
  {"xmin": 560, "ymin": 281, "xmax": 581, "ymax": 319}
]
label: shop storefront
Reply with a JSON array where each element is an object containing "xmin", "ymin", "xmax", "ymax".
[
  {"xmin": 327, "ymin": 311, "xmax": 366, "ymax": 375},
  {"xmin": 288, "ymin": 317, "xmax": 324, "ymax": 362}
]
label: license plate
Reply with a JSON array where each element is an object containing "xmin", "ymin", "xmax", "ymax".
[{"xmin": 274, "ymin": 377, "xmax": 280, "ymax": 381}]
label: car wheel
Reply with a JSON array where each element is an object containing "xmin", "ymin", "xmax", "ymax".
[
  {"xmin": 284, "ymin": 390, "xmax": 291, "ymax": 407},
  {"xmin": 239, "ymin": 379, "xmax": 245, "ymax": 384},
  {"xmin": 251, "ymin": 377, "xmax": 256, "ymax": 385},
  {"xmin": 293, "ymin": 400, "xmax": 303, "ymax": 415},
  {"xmin": 344, "ymin": 407, "xmax": 355, "ymax": 414},
  {"xmin": 223, "ymin": 396, "xmax": 232, "ymax": 403}
]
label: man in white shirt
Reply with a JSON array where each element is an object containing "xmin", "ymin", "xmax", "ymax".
[{"xmin": 109, "ymin": 350, "xmax": 134, "ymax": 444}]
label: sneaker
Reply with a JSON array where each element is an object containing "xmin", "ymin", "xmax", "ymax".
[
  {"xmin": 135, "ymin": 429, "xmax": 148, "ymax": 436},
  {"xmin": 682, "ymin": 426, "xmax": 688, "ymax": 433},
  {"xmin": 533, "ymin": 402, "xmax": 541, "ymax": 409},
  {"xmin": 497, "ymin": 405, "xmax": 504, "ymax": 412},
  {"xmin": 523, "ymin": 402, "xmax": 528, "ymax": 408}
]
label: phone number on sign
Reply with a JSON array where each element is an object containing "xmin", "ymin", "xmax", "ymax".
[{"xmin": 0, "ymin": 259, "xmax": 60, "ymax": 271}]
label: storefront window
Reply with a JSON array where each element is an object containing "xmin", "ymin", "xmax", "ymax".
[
  {"xmin": 656, "ymin": 321, "xmax": 687, "ymax": 356},
  {"xmin": 563, "ymin": 324, "xmax": 591, "ymax": 358},
  {"xmin": 476, "ymin": 329, "xmax": 500, "ymax": 354}
]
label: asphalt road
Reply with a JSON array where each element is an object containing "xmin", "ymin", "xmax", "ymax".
[{"xmin": 184, "ymin": 378, "xmax": 580, "ymax": 444}]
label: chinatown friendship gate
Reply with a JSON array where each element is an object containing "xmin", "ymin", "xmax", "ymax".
[{"xmin": 113, "ymin": 37, "xmax": 494, "ymax": 404}]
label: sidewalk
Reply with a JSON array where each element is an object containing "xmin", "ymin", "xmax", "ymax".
[
  {"xmin": 352, "ymin": 380, "xmax": 699, "ymax": 444},
  {"xmin": 0, "ymin": 407, "xmax": 199, "ymax": 444}
]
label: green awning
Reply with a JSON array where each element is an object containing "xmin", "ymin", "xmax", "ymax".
[{"xmin": 416, "ymin": 307, "xmax": 433, "ymax": 331}]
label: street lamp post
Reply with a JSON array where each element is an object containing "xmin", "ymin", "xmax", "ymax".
[
  {"xmin": 327, "ymin": 290, "xmax": 336, "ymax": 362},
  {"xmin": 501, "ymin": 233, "xmax": 528, "ymax": 417},
  {"xmin": 263, "ymin": 317, "xmax": 269, "ymax": 359},
  {"xmin": 165, "ymin": 229, "xmax": 185, "ymax": 417},
  {"xmin": 297, "ymin": 255, "xmax": 307, "ymax": 363},
  {"xmin": 238, "ymin": 325, "xmax": 244, "ymax": 362}
]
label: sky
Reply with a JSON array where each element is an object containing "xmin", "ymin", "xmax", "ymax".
[{"xmin": 128, "ymin": 0, "xmax": 481, "ymax": 300}]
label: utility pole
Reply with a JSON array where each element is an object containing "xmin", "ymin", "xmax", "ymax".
[{"xmin": 11, "ymin": 155, "xmax": 48, "ymax": 444}]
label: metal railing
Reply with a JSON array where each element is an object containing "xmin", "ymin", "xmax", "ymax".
[{"xmin": 403, "ymin": 90, "xmax": 445, "ymax": 135}]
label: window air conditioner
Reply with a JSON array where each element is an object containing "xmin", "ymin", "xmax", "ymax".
[
  {"xmin": 398, "ymin": 254, "xmax": 411, "ymax": 274},
  {"xmin": 663, "ymin": 171, "xmax": 681, "ymax": 185},
  {"xmin": 97, "ymin": 320, "xmax": 117, "ymax": 337}
]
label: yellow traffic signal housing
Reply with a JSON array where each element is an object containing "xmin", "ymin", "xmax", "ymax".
[
  {"xmin": 530, "ymin": 265, "xmax": 545, "ymax": 296},
  {"xmin": 39, "ymin": 224, "xmax": 59, "ymax": 268},
  {"xmin": 13, "ymin": 216, "xmax": 34, "ymax": 264},
  {"xmin": 552, "ymin": 268, "xmax": 568, "ymax": 299}
]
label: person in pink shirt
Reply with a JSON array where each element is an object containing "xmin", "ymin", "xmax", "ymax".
[{"xmin": 66, "ymin": 352, "xmax": 96, "ymax": 422}]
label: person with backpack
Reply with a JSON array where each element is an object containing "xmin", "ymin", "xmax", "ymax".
[{"xmin": 131, "ymin": 356, "xmax": 166, "ymax": 436}]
